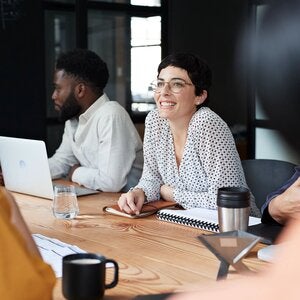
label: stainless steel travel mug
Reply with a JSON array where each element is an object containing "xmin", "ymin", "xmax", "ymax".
[{"xmin": 217, "ymin": 187, "xmax": 250, "ymax": 232}]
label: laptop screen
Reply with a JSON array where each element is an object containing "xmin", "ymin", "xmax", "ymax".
[
  {"xmin": 0, "ymin": 136, "xmax": 54, "ymax": 199},
  {"xmin": 0, "ymin": 136, "xmax": 100, "ymax": 199}
]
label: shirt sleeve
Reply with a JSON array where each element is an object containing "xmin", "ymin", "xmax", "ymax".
[
  {"xmin": 0, "ymin": 188, "xmax": 56, "ymax": 300},
  {"xmin": 72, "ymin": 110, "xmax": 141, "ymax": 192},
  {"xmin": 134, "ymin": 112, "xmax": 163, "ymax": 201},
  {"xmin": 261, "ymin": 169, "xmax": 299, "ymax": 222},
  {"xmin": 48, "ymin": 121, "xmax": 79, "ymax": 179},
  {"xmin": 173, "ymin": 111, "xmax": 256, "ymax": 212},
  {"xmin": 261, "ymin": 204, "xmax": 283, "ymax": 225}
]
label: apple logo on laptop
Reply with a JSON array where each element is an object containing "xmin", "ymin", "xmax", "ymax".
[{"xmin": 19, "ymin": 160, "xmax": 26, "ymax": 169}]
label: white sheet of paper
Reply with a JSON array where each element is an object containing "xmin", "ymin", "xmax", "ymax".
[{"xmin": 33, "ymin": 234, "xmax": 113, "ymax": 278}]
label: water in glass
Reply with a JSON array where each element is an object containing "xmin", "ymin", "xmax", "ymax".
[{"xmin": 52, "ymin": 186, "xmax": 79, "ymax": 220}]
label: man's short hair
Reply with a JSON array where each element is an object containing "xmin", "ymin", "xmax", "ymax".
[{"xmin": 55, "ymin": 49, "xmax": 109, "ymax": 93}]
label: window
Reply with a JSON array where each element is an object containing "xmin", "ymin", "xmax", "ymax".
[
  {"xmin": 94, "ymin": 0, "xmax": 160, "ymax": 6},
  {"xmin": 131, "ymin": 16, "xmax": 161, "ymax": 113},
  {"xmin": 44, "ymin": 10, "xmax": 76, "ymax": 119},
  {"xmin": 43, "ymin": 0, "xmax": 166, "ymax": 154}
]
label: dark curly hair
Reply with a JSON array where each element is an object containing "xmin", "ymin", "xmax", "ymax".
[
  {"xmin": 157, "ymin": 53, "xmax": 212, "ymax": 107},
  {"xmin": 55, "ymin": 49, "xmax": 109, "ymax": 95}
]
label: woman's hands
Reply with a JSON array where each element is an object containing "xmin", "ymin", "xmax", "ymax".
[
  {"xmin": 118, "ymin": 185, "xmax": 175, "ymax": 215},
  {"xmin": 118, "ymin": 188, "xmax": 145, "ymax": 215}
]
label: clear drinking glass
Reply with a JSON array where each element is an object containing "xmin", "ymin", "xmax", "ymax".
[{"xmin": 52, "ymin": 185, "xmax": 79, "ymax": 220}]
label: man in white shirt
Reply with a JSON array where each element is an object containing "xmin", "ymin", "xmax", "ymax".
[{"xmin": 49, "ymin": 49, "xmax": 143, "ymax": 192}]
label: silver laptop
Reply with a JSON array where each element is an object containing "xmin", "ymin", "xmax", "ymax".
[{"xmin": 0, "ymin": 136, "xmax": 99, "ymax": 199}]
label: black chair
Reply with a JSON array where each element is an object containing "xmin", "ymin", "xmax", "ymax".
[{"xmin": 242, "ymin": 159, "xmax": 297, "ymax": 210}]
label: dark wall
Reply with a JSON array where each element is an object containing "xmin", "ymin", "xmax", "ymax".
[
  {"xmin": 0, "ymin": 0, "xmax": 248, "ymax": 141},
  {"xmin": 168, "ymin": 0, "xmax": 248, "ymax": 127},
  {"xmin": 0, "ymin": 2, "xmax": 45, "ymax": 139}
]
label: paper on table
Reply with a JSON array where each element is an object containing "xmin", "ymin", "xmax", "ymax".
[
  {"xmin": 33, "ymin": 234, "xmax": 86, "ymax": 277},
  {"xmin": 33, "ymin": 234, "xmax": 113, "ymax": 278},
  {"xmin": 157, "ymin": 207, "xmax": 261, "ymax": 232}
]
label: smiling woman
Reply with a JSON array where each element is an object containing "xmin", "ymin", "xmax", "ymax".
[
  {"xmin": 117, "ymin": 53, "xmax": 261, "ymax": 218},
  {"xmin": 152, "ymin": 65, "xmax": 207, "ymax": 123}
]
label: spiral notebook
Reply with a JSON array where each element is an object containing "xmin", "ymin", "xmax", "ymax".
[{"xmin": 156, "ymin": 208, "xmax": 261, "ymax": 233}]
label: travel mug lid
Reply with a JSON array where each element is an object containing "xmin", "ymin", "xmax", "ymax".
[{"xmin": 217, "ymin": 187, "xmax": 250, "ymax": 208}]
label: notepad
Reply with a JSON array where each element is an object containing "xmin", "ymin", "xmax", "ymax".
[
  {"xmin": 103, "ymin": 200, "xmax": 177, "ymax": 218},
  {"xmin": 156, "ymin": 208, "xmax": 261, "ymax": 232}
]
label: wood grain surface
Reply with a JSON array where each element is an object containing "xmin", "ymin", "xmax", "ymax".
[{"xmin": 14, "ymin": 190, "xmax": 269, "ymax": 300}]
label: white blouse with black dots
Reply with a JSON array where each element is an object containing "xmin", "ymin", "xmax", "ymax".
[{"xmin": 135, "ymin": 107, "xmax": 260, "ymax": 217}]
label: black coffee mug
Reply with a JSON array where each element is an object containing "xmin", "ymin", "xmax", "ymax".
[{"xmin": 62, "ymin": 253, "xmax": 119, "ymax": 300}]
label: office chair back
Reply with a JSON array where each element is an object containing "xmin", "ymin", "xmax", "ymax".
[{"xmin": 242, "ymin": 159, "xmax": 296, "ymax": 210}]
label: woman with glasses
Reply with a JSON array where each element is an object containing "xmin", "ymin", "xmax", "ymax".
[{"xmin": 118, "ymin": 52, "xmax": 260, "ymax": 217}]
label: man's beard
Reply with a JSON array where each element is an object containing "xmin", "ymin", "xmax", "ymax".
[{"xmin": 58, "ymin": 92, "xmax": 82, "ymax": 122}]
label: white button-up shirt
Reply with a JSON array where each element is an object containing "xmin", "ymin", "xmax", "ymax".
[{"xmin": 48, "ymin": 94, "xmax": 143, "ymax": 192}]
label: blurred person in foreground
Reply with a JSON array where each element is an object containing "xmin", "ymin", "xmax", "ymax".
[
  {"xmin": 255, "ymin": 0, "xmax": 300, "ymax": 226},
  {"xmin": 118, "ymin": 53, "xmax": 260, "ymax": 217},
  {"xmin": 0, "ymin": 187, "xmax": 55, "ymax": 299},
  {"xmin": 49, "ymin": 49, "xmax": 143, "ymax": 192},
  {"xmin": 170, "ymin": 0, "xmax": 300, "ymax": 299},
  {"xmin": 261, "ymin": 170, "xmax": 300, "ymax": 225}
]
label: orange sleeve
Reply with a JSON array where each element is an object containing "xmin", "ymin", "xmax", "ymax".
[{"xmin": 0, "ymin": 188, "xmax": 56, "ymax": 299}]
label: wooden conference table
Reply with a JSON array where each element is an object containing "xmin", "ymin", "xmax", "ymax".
[{"xmin": 14, "ymin": 190, "xmax": 269, "ymax": 300}]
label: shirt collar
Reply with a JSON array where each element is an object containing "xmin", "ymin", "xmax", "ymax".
[{"xmin": 79, "ymin": 93, "xmax": 109, "ymax": 122}]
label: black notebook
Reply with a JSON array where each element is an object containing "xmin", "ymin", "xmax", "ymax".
[
  {"xmin": 156, "ymin": 208, "xmax": 261, "ymax": 233},
  {"xmin": 247, "ymin": 223, "xmax": 283, "ymax": 245}
]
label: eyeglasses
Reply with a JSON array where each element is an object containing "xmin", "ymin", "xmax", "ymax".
[{"xmin": 149, "ymin": 79, "xmax": 194, "ymax": 94}]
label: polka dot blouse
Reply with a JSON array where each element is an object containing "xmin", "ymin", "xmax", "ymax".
[{"xmin": 135, "ymin": 107, "xmax": 260, "ymax": 217}]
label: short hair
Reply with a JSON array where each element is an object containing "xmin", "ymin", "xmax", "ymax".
[
  {"xmin": 157, "ymin": 53, "xmax": 212, "ymax": 106},
  {"xmin": 55, "ymin": 49, "xmax": 109, "ymax": 94}
]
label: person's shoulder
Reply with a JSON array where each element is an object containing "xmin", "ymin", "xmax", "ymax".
[
  {"xmin": 145, "ymin": 109, "xmax": 159, "ymax": 121},
  {"xmin": 195, "ymin": 106, "xmax": 221, "ymax": 118},
  {"xmin": 194, "ymin": 107, "xmax": 227, "ymax": 126},
  {"xmin": 191, "ymin": 107, "xmax": 231, "ymax": 137},
  {"xmin": 145, "ymin": 109, "xmax": 165, "ymax": 127},
  {"xmin": 102, "ymin": 100, "xmax": 124, "ymax": 111},
  {"xmin": 97, "ymin": 100, "xmax": 130, "ymax": 118}
]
